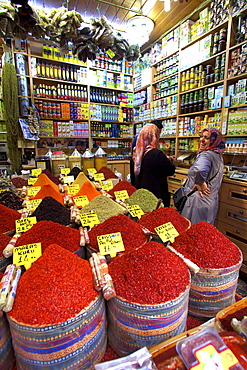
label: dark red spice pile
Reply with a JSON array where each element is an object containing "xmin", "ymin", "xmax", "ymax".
[
  {"xmin": 42, "ymin": 169, "xmax": 60, "ymax": 185},
  {"xmin": 0, "ymin": 204, "xmax": 21, "ymax": 234},
  {"xmin": 219, "ymin": 305, "xmax": 247, "ymax": 332},
  {"xmin": 107, "ymin": 180, "xmax": 136, "ymax": 199},
  {"xmin": 31, "ymin": 197, "xmax": 70, "ymax": 226},
  {"xmin": 11, "ymin": 176, "xmax": 28, "ymax": 188},
  {"xmin": 88, "ymin": 214, "xmax": 147, "ymax": 252},
  {"xmin": 139, "ymin": 207, "xmax": 190, "ymax": 234},
  {"xmin": 9, "ymin": 244, "xmax": 98, "ymax": 326},
  {"xmin": 0, "ymin": 233, "xmax": 11, "ymax": 255},
  {"xmin": 101, "ymin": 344, "xmax": 119, "ymax": 363},
  {"xmin": 186, "ymin": 316, "xmax": 205, "ymax": 330},
  {"xmin": 0, "ymin": 190, "xmax": 23, "ymax": 210},
  {"xmin": 171, "ymin": 222, "xmax": 242, "ymax": 269},
  {"xmin": 109, "ymin": 241, "xmax": 190, "ymax": 305},
  {"xmin": 68, "ymin": 167, "xmax": 82, "ymax": 179},
  {"xmin": 96, "ymin": 166, "xmax": 118, "ymax": 180},
  {"xmin": 15, "ymin": 221, "xmax": 80, "ymax": 253}
]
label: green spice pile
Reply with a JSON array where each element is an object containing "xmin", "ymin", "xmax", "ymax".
[
  {"xmin": 80, "ymin": 195, "xmax": 125, "ymax": 223},
  {"xmin": 9, "ymin": 244, "xmax": 98, "ymax": 326},
  {"xmin": 126, "ymin": 188, "xmax": 163, "ymax": 213},
  {"xmin": 108, "ymin": 241, "xmax": 190, "ymax": 305}
]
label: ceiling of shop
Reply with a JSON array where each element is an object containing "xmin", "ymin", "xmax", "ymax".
[{"xmin": 44, "ymin": 0, "xmax": 207, "ymax": 50}]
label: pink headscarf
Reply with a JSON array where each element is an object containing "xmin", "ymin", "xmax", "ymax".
[
  {"xmin": 198, "ymin": 127, "xmax": 225, "ymax": 154},
  {"xmin": 133, "ymin": 124, "xmax": 160, "ymax": 176}
]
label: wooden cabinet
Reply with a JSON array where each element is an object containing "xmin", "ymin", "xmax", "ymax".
[
  {"xmin": 107, "ymin": 160, "xmax": 130, "ymax": 181},
  {"xmin": 167, "ymin": 168, "xmax": 188, "ymax": 207},
  {"xmin": 215, "ymin": 178, "xmax": 247, "ymax": 274}
]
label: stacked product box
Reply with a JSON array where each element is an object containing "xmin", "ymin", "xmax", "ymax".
[
  {"xmin": 227, "ymin": 109, "xmax": 247, "ymax": 135},
  {"xmin": 191, "ymin": 7, "xmax": 210, "ymax": 41},
  {"xmin": 39, "ymin": 120, "xmax": 54, "ymax": 136},
  {"xmin": 161, "ymin": 26, "xmax": 180, "ymax": 58},
  {"xmin": 209, "ymin": 85, "xmax": 224, "ymax": 109},
  {"xmin": 161, "ymin": 119, "xmax": 176, "ymax": 136},
  {"xmin": 180, "ymin": 20, "xmax": 194, "ymax": 48},
  {"xmin": 225, "ymin": 78, "xmax": 247, "ymax": 107},
  {"xmin": 228, "ymin": 43, "xmax": 247, "ymax": 77},
  {"xmin": 73, "ymin": 122, "xmax": 89, "ymax": 137},
  {"xmin": 209, "ymin": 0, "xmax": 229, "ymax": 28}
]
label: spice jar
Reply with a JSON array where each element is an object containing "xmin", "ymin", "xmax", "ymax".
[
  {"xmin": 94, "ymin": 147, "xmax": 107, "ymax": 171},
  {"xmin": 68, "ymin": 149, "xmax": 82, "ymax": 170},
  {"xmin": 51, "ymin": 152, "xmax": 68, "ymax": 177},
  {"xmin": 82, "ymin": 148, "xmax": 95, "ymax": 175}
]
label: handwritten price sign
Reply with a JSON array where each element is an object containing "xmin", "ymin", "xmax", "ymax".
[
  {"xmin": 97, "ymin": 232, "xmax": 125, "ymax": 257},
  {"xmin": 155, "ymin": 222, "xmax": 179, "ymax": 243},
  {"xmin": 126, "ymin": 205, "xmax": 144, "ymax": 219},
  {"xmin": 13, "ymin": 242, "xmax": 42, "ymax": 270},
  {"xmin": 80, "ymin": 212, "xmax": 100, "ymax": 228},
  {"xmin": 94, "ymin": 173, "xmax": 105, "ymax": 181},
  {"xmin": 15, "ymin": 217, "xmax": 37, "ymax": 233},
  {"xmin": 114, "ymin": 190, "xmax": 129, "ymax": 201},
  {"xmin": 31, "ymin": 168, "xmax": 42, "ymax": 177},
  {"xmin": 73, "ymin": 195, "xmax": 89, "ymax": 207}
]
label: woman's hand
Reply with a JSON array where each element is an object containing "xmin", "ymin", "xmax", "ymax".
[{"xmin": 193, "ymin": 182, "xmax": 210, "ymax": 198}]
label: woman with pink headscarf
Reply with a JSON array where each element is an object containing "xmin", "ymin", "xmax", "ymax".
[
  {"xmin": 181, "ymin": 127, "xmax": 225, "ymax": 225},
  {"xmin": 132, "ymin": 123, "xmax": 175, "ymax": 206}
]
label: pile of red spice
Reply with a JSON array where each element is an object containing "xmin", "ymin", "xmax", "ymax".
[
  {"xmin": 15, "ymin": 221, "xmax": 80, "ymax": 253},
  {"xmin": 9, "ymin": 244, "xmax": 98, "ymax": 326},
  {"xmin": 88, "ymin": 214, "xmax": 147, "ymax": 253},
  {"xmin": 139, "ymin": 207, "xmax": 190, "ymax": 234},
  {"xmin": 171, "ymin": 222, "xmax": 242, "ymax": 269},
  {"xmin": 107, "ymin": 181, "xmax": 136, "ymax": 199},
  {"xmin": 108, "ymin": 241, "xmax": 190, "ymax": 305},
  {"xmin": 0, "ymin": 204, "xmax": 21, "ymax": 234},
  {"xmin": 0, "ymin": 233, "xmax": 11, "ymax": 255},
  {"xmin": 11, "ymin": 177, "xmax": 28, "ymax": 188},
  {"xmin": 96, "ymin": 166, "xmax": 118, "ymax": 179},
  {"xmin": 101, "ymin": 344, "xmax": 119, "ymax": 362}
]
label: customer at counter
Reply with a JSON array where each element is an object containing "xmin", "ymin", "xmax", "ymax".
[{"xmin": 181, "ymin": 127, "xmax": 225, "ymax": 225}]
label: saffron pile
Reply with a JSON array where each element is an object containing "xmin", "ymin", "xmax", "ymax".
[
  {"xmin": 139, "ymin": 207, "xmax": 190, "ymax": 234},
  {"xmin": 171, "ymin": 222, "xmax": 242, "ymax": 269},
  {"xmin": 31, "ymin": 197, "xmax": 70, "ymax": 225},
  {"xmin": 108, "ymin": 241, "xmax": 190, "ymax": 305},
  {"xmin": 88, "ymin": 214, "xmax": 147, "ymax": 252},
  {"xmin": 15, "ymin": 221, "xmax": 80, "ymax": 253},
  {"xmin": 0, "ymin": 204, "xmax": 21, "ymax": 233},
  {"xmin": 9, "ymin": 244, "xmax": 98, "ymax": 326}
]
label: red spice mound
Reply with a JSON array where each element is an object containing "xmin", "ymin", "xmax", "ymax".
[
  {"xmin": 9, "ymin": 244, "xmax": 98, "ymax": 326},
  {"xmin": 97, "ymin": 166, "xmax": 118, "ymax": 179},
  {"xmin": 11, "ymin": 177, "xmax": 28, "ymax": 188},
  {"xmin": 186, "ymin": 315, "xmax": 205, "ymax": 330},
  {"xmin": 15, "ymin": 220, "xmax": 80, "ymax": 253},
  {"xmin": 0, "ymin": 204, "xmax": 21, "ymax": 233},
  {"xmin": 101, "ymin": 344, "xmax": 119, "ymax": 362},
  {"xmin": 42, "ymin": 169, "xmax": 60, "ymax": 185},
  {"xmin": 107, "ymin": 181, "xmax": 136, "ymax": 199},
  {"xmin": 88, "ymin": 214, "xmax": 147, "ymax": 252},
  {"xmin": 139, "ymin": 207, "xmax": 190, "ymax": 234},
  {"xmin": 171, "ymin": 222, "xmax": 242, "ymax": 269},
  {"xmin": 0, "ymin": 233, "xmax": 11, "ymax": 255},
  {"xmin": 109, "ymin": 241, "xmax": 190, "ymax": 305}
]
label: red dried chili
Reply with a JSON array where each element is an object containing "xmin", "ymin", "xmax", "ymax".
[
  {"xmin": 15, "ymin": 220, "xmax": 80, "ymax": 253},
  {"xmin": 0, "ymin": 204, "xmax": 21, "ymax": 234},
  {"xmin": 0, "ymin": 233, "xmax": 11, "ymax": 255},
  {"xmin": 108, "ymin": 241, "xmax": 190, "ymax": 305},
  {"xmin": 139, "ymin": 207, "xmax": 190, "ymax": 234},
  {"xmin": 9, "ymin": 243, "xmax": 98, "ymax": 326},
  {"xmin": 107, "ymin": 181, "xmax": 136, "ymax": 199},
  {"xmin": 88, "ymin": 214, "xmax": 147, "ymax": 253},
  {"xmin": 171, "ymin": 222, "xmax": 242, "ymax": 269},
  {"xmin": 11, "ymin": 177, "xmax": 28, "ymax": 188},
  {"xmin": 101, "ymin": 344, "xmax": 119, "ymax": 362},
  {"xmin": 96, "ymin": 167, "xmax": 118, "ymax": 180}
]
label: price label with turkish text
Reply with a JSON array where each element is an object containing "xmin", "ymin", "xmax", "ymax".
[
  {"xmin": 15, "ymin": 217, "xmax": 37, "ymax": 233},
  {"xmin": 31, "ymin": 168, "xmax": 42, "ymax": 177},
  {"xmin": 28, "ymin": 177, "xmax": 37, "ymax": 186},
  {"xmin": 73, "ymin": 195, "xmax": 89, "ymax": 207},
  {"xmin": 61, "ymin": 168, "xmax": 71, "ymax": 175},
  {"xmin": 101, "ymin": 180, "xmax": 113, "ymax": 191},
  {"xmin": 80, "ymin": 212, "xmax": 100, "ymax": 228},
  {"xmin": 97, "ymin": 232, "xmax": 125, "ymax": 257},
  {"xmin": 72, "ymin": 162, "xmax": 81, "ymax": 169},
  {"xmin": 127, "ymin": 205, "xmax": 144, "ymax": 219},
  {"xmin": 87, "ymin": 168, "xmax": 97, "ymax": 175},
  {"xmin": 94, "ymin": 173, "xmax": 105, "ymax": 181},
  {"xmin": 25, "ymin": 199, "xmax": 42, "ymax": 211},
  {"xmin": 27, "ymin": 186, "xmax": 41, "ymax": 197},
  {"xmin": 155, "ymin": 222, "xmax": 179, "ymax": 243},
  {"xmin": 0, "ymin": 189, "xmax": 8, "ymax": 193},
  {"xmin": 13, "ymin": 242, "xmax": 42, "ymax": 270},
  {"xmin": 67, "ymin": 184, "xmax": 80, "ymax": 195},
  {"xmin": 106, "ymin": 48, "xmax": 115, "ymax": 59},
  {"xmin": 114, "ymin": 190, "xmax": 129, "ymax": 201},
  {"xmin": 63, "ymin": 175, "xmax": 74, "ymax": 184}
]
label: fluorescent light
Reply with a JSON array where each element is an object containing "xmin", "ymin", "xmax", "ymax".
[{"xmin": 164, "ymin": 0, "xmax": 171, "ymax": 11}]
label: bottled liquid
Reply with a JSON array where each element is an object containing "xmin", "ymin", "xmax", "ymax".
[{"xmin": 36, "ymin": 59, "xmax": 41, "ymax": 77}]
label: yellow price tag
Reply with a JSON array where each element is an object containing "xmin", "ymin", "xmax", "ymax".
[
  {"xmin": 73, "ymin": 195, "xmax": 89, "ymax": 207},
  {"xmin": 61, "ymin": 168, "xmax": 71, "ymax": 175},
  {"xmin": 27, "ymin": 186, "xmax": 41, "ymax": 197},
  {"xmin": 72, "ymin": 162, "xmax": 81, "ymax": 169},
  {"xmin": 15, "ymin": 217, "xmax": 37, "ymax": 233},
  {"xmin": 63, "ymin": 175, "xmax": 74, "ymax": 184},
  {"xmin": 31, "ymin": 168, "xmax": 42, "ymax": 177},
  {"xmin": 106, "ymin": 48, "xmax": 115, "ymax": 59},
  {"xmin": 26, "ymin": 199, "xmax": 42, "ymax": 211},
  {"xmin": 13, "ymin": 242, "xmax": 42, "ymax": 270},
  {"xmin": 101, "ymin": 180, "xmax": 113, "ymax": 191},
  {"xmin": 79, "ymin": 212, "xmax": 100, "ymax": 228},
  {"xmin": 28, "ymin": 177, "xmax": 37, "ymax": 186},
  {"xmin": 114, "ymin": 190, "xmax": 129, "ymax": 201},
  {"xmin": 126, "ymin": 205, "xmax": 144, "ymax": 219},
  {"xmin": 94, "ymin": 173, "xmax": 105, "ymax": 181},
  {"xmin": 67, "ymin": 184, "xmax": 80, "ymax": 195},
  {"xmin": 97, "ymin": 232, "xmax": 125, "ymax": 257},
  {"xmin": 155, "ymin": 222, "xmax": 179, "ymax": 243},
  {"xmin": 87, "ymin": 168, "xmax": 97, "ymax": 175},
  {"xmin": 0, "ymin": 189, "xmax": 8, "ymax": 193}
]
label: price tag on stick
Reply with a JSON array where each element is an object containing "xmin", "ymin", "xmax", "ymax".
[
  {"xmin": 155, "ymin": 222, "xmax": 179, "ymax": 243},
  {"xmin": 80, "ymin": 212, "xmax": 100, "ymax": 228},
  {"xmin": 97, "ymin": 232, "xmax": 125, "ymax": 257},
  {"xmin": 126, "ymin": 205, "xmax": 144, "ymax": 219},
  {"xmin": 73, "ymin": 195, "xmax": 89, "ymax": 208},
  {"xmin": 13, "ymin": 243, "xmax": 42, "ymax": 270},
  {"xmin": 15, "ymin": 217, "xmax": 37, "ymax": 233}
]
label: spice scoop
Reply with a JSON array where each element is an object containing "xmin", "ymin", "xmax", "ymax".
[{"xmin": 166, "ymin": 242, "xmax": 200, "ymax": 274}]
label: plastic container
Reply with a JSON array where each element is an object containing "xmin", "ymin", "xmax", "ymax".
[
  {"xmin": 82, "ymin": 148, "xmax": 95, "ymax": 175},
  {"xmin": 176, "ymin": 327, "xmax": 244, "ymax": 369},
  {"xmin": 51, "ymin": 152, "xmax": 68, "ymax": 177},
  {"xmin": 35, "ymin": 155, "xmax": 52, "ymax": 172},
  {"xmin": 94, "ymin": 147, "xmax": 107, "ymax": 171},
  {"xmin": 68, "ymin": 149, "xmax": 82, "ymax": 170}
]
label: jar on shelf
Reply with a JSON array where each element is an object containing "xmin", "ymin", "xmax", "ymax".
[
  {"xmin": 82, "ymin": 148, "xmax": 95, "ymax": 175},
  {"xmin": 94, "ymin": 146, "xmax": 107, "ymax": 171}
]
